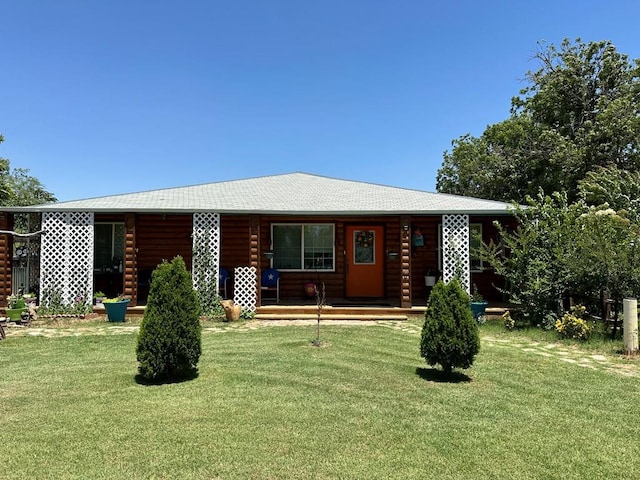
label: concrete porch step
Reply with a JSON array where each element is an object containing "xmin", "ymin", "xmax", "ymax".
[
  {"xmin": 257, "ymin": 305, "xmax": 415, "ymax": 316},
  {"xmin": 254, "ymin": 313, "xmax": 408, "ymax": 321}
]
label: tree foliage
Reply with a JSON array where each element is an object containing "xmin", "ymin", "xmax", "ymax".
[
  {"xmin": 420, "ymin": 279, "xmax": 480, "ymax": 374},
  {"xmin": 0, "ymin": 135, "xmax": 56, "ymax": 228},
  {"xmin": 136, "ymin": 256, "xmax": 202, "ymax": 382},
  {"xmin": 480, "ymin": 192, "xmax": 582, "ymax": 323},
  {"xmin": 437, "ymin": 39, "xmax": 640, "ymax": 203},
  {"xmin": 578, "ymin": 166, "xmax": 640, "ymax": 223},
  {"xmin": 480, "ymin": 192, "xmax": 640, "ymax": 328},
  {"xmin": 569, "ymin": 207, "xmax": 640, "ymax": 335},
  {"xmin": 0, "ymin": 134, "xmax": 56, "ymax": 208}
]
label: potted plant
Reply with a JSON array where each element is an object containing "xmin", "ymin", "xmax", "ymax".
[
  {"xmin": 470, "ymin": 284, "xmax": 489, "ymax": 320},
  {"xmin": 103, "ymin": 295, "xmax": 130, "ymax": 322},
  {"xmin": 424, "ymin": 270, "xmax": 437, "ymax": 287},
  {"xmin": 6, "ymin": 295, "xmax": 28, "ymax": 321},
  {"xmin": 93, "ymin": 291, "xmax": 106, "ymax": 306},
  {"xmin": 23, "ymin": 293, "xmax": 37, "ymax": 306}
]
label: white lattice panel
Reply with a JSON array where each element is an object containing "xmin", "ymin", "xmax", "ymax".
[
  {"xmin": 40, "ymin": 212, "xmax": 94, "ymax": 305},
  {"xmin": 192, "ymin": 213, "xmax": 220, "ymax": 291},
  {"xmin": 442, "ymin": 214, "xmax": 470, "ymax": 293},
  {"xmin": 234, "ymin": 266, "xmax": 257, "ymax": 312}
]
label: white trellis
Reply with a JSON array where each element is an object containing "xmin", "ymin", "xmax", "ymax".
[
  {"xmin": 40, "ymin": 212, "xmax": 94, "ymax": 305},
  {"xmin": 234, "ymin": 266, "xmax": 257, "ymax": 312},
  {"xmin": 191, "ymin": 213, "xmax": 220, "ymax": 292},
  {"xmin": 442, "ymin": 214, "xmax": 470, "ymax": 293}
]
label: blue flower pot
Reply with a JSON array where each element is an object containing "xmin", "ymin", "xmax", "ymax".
[
  {"xmin": 104, "ymin": 299, "xmax": 130, "ymax": 322},
  {"xmin": 470, "ymin": 301, "xmax": 489, "ymax": 320}
]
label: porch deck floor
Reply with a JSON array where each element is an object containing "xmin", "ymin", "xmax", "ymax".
[{"xmin": 94, "ymin": 299, "xmax": 513, "ymax": 321}]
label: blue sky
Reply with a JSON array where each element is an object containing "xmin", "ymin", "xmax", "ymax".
[{"xmin": 2, "ymin": 1, "xmax": 639, "ymax": 202}]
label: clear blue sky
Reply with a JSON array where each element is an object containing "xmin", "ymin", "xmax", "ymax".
[{"xmin": 2, "ymin": 0, "xmax": 639, "ymax": 202}]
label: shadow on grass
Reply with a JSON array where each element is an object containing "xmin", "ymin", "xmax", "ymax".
[
  {"xmin": 134, "ymin": 370, "xmax": 199, "ymax": 386},
  {"xmin": 415, "ymin": 367, "xmax": 472, "ymax": 384}
]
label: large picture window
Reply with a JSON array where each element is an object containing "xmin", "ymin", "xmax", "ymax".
[{"xmin": 272, "ymin": 224, "xmax": 335, "ymax": 271}]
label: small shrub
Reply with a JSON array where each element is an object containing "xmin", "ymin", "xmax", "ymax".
[
  {"xmin": 136, "ymin": 256, "xmax": 202, "ymax": 382},
  {"xmin": 541, "ymin": 311, "xmax": 559, "ymax": 330},
  {"xmin": 555, "ymin": 305, "xmax": 591, "ymax": 340},
  {"xmin": 38, "ymin": 286, "xmax": 93, "ymax": 316},
  {"xmin": 420, "ymin": 279, "xmax": 480, "ymax": 374},
  {"xmin": 503, "ymin": 311, "xmax": 515, "ymax": 330}
]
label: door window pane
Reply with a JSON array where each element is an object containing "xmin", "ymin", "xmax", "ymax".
[{"xmin": 354, "ymin": 230, "xmax": 375, "ymax": 264}]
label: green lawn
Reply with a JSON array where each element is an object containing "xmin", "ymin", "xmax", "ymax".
[{"xmin": 1, "ymin": 319, "xmax": 639, "ymax": 479}]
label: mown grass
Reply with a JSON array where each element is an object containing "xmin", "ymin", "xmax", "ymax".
[{"xmin": 1, "ymin": 320, "xmax": 639, "ymax": 479}]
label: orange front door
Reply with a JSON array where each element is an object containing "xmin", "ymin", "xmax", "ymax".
[{"xmin": 345, "ymin": 225, "xmax": 384, "ymax": 297}]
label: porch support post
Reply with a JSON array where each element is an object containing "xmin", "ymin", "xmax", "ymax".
[
  {"xmin": 123, "ymin": 213, "xmax": 137, "ymax": 305},
  {"xmin": 249, "ymin": 215, "xmax": 260, "ymax": 305},
  {"xmin": 400, "ymin": 215, "xmax": 412, "ymax": 308},
  {"xmin": 192, "ymin": 212, "xmax": 221, "ymax": 295},
  {"xmin": 442, "ymin": 214, "xmax": 470, "ymax": 293},
  {"xmin": 40, "ymin": 212, "xmax": 94, "ymax": 305},
  {"xmin": 0, "ymin": 212, "xmax": 14, "ymax": 305}
]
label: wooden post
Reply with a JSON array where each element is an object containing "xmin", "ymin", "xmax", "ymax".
[
  {"xmin": 623, "ymin": 298, "xmax": 639, "ymax": 355},
  {"xmin": 400, "ymin": 215, "xmax": 412, "ymax": 308},
  {"xmin": 122, "ymin": 214, "xmax": 137, "ymax": 305},
  {"xmin": 249, "ymin": 215, "xmax": 260, "ymax": 305},
  {"xmin": 0, "ymin": 213, "xmax": 14, "ymax": 305}
]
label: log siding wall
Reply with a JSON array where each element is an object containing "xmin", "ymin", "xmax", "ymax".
[
  {"xmin": 0, "ymin": 213, "xmax": 13, "ymax": 301},
  {"xmin": 0, "ymin": 212, "xmax": 511, "ymax": 307}
]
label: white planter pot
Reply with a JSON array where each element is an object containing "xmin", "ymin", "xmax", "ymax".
[{"xmin": 425, "ymin": 275, "xmax": 437, "ymax": 287}]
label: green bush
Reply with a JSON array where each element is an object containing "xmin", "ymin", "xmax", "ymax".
[
  {"xmin": 502, "ymin": 311, "xmax": 515, "ymax": 330},
  {"xmin": 555, "ymin": 305, "xmax": 591, "ymax": 340},
  {"xmin": 136, "ymin": 256, "xmax": 202, "ymax": 382},
  {"xmin": 420, "ymin": 279, "xmax": 480, "ymax": 374}
]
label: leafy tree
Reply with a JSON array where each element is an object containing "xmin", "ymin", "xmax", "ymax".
[
  {"xmin": 437, "ymin": 118, "xmax": 578, "ymax": 202},
  {"xmin": 420, "ymin": 279, "xmax": 480, "ymax": 375},
  {"xmin": 578, "ymin": 165, "xmax": 640, "ymax": 223},
  {"xmin": 481, "ymin": 189, "xmax": 640, "ymax": 329},
  {"xmin": 568, "ymin": 207, "xmax": 640, "ymax": 337},
  {"xmin": 5, "ymin": 167, "xmax": 56, "ymax": 207},
  {"xmin": 136, "ymin": 256, "xmax": 202, "ymax": 382},
  {"xmin": 437, "ymin": 39, "xmax": 640, "ymax": 203},
  {"xmin": 480, "ymin": 191, "xmax": 583, "ymax": 324},
  {"xmin": 1, "ymin": 134, "xmax": 56, "ymax": 237},
  {"xmin": 1, "ymin": 134, "xmax": 56, "ymax": 207}
]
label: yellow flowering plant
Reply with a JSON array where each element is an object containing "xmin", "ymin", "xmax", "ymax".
[
  {"xmin": 555, "ymin": 305, "xmax": 591, "ymax": 340},
  {"xmin": 502, "ymin": 311, "xmax": 515, "ymax": 330}
]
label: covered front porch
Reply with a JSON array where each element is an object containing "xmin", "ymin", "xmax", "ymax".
[{"xmin": 0, "ymin": 210, "xmax": 509, "ymax": 313}]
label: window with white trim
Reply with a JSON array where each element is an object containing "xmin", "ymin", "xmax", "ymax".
[
  {"xmin": 272, "ymin": 224, "xmax": 335, "ymax": 271},
  {"xmin": 438, "ymin": 223, "xmax": 483, "ymax": 272}
]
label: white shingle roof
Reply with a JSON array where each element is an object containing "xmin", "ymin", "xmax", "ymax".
[{"xmin": 6, "ymin": 172, "xmax": 513, "ymax": 215}]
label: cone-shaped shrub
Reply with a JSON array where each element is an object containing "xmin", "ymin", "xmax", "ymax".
[
  {"xmin": 136, "ymin": 256, "xmax": 202, "ymax": 382},
  {"xmin": 420, "ymin": 279, "xmax": 480, "ymax": 374}
]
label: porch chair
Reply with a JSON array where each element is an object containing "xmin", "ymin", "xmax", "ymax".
[
  {"xmin": 261, "ymin": 268, "xmax": 280, "ymax": 304},
  {"xmin": 219, "ymin": 268, "xmax": 231, "ymax": 299}
]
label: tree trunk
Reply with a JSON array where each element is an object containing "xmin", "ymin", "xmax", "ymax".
[{"xmin": 611, "ymin": 301, "xmax": 620, "ymax": 340}]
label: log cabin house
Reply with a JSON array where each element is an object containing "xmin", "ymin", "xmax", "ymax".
[{"xmin": 0, "ymin": 173, "xmax": 515, "ymax": 314}]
